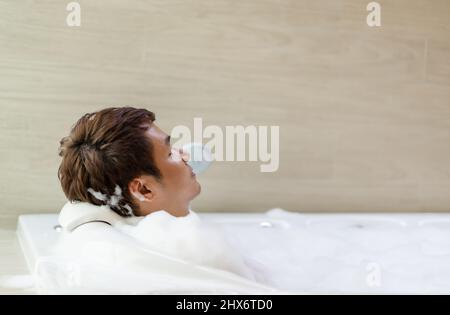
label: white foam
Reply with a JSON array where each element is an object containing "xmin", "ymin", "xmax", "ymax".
[
  {"xmin": 32, "ymin": 207, "xmax": 266, "ymax": 294},
  {"xmin": 221, "ymin": 212, "xmax": 450, "ymax": 294},
  {"xmin": 87, "ymin": 185, "xmax": 133, "ymax": 215},
  {"xmin": 0, "ymin": 275, "xmax": 35, "ymax": 290},
  {"xmin": 118, "ymin": 210, "xmax": 256, "ymax": 281},
  {"xmin": 27, "ymin": 207, "xmax": 450, "ymax": 294},
  {"xmin": 87, "ymin": 188, "xmax": 107, "ymax": 202}
]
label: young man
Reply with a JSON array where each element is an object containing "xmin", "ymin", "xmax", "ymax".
[
  {"xmin": 58, "ymin": 106, "xmax": 201, "ymax": 217},
  {"xmin": 52, "ymin": 107, "xmax": 275, "ymax": 294}
]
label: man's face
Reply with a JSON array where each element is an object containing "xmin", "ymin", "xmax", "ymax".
[{"xmin": 136, "ymin": 123, "xmax": 201, "ymax": 216}]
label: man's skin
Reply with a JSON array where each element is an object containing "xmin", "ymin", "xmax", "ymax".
[{"xmin": 128, "ymin": 124, "xmax": 201, "ymax": 217}]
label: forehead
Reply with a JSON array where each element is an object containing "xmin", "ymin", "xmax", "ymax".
[{"xmin": 145, "ymin": 124, "xmax": 168, "ymax": 146}]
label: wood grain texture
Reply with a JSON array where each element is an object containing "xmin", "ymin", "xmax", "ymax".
[{"xmin": 0, "ymin": 0, "xmax": 449, "ymax": 220}]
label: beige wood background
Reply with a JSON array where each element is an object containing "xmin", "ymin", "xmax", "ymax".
[{"xmin": 0, "ymin": 0, "xmax": 449, "ymax": 222}]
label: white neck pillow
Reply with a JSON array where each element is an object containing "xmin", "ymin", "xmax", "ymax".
[{"xmin": 58, "ymin": 201, "xmax": 141, "ymax": 232}]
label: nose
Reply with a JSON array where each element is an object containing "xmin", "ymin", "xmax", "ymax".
[{"xmin": 179, "ymin": 148, "xmax": 190, "ymax": 163}]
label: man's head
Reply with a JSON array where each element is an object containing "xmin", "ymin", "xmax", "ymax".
[{"xmin": 58, "ymin": 107, "xmax": 200, "ymax": 217}]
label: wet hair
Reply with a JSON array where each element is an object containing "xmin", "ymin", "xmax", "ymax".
[{"xmin": 58, "ymin": 107, "xmax": 161, "ymax": 216}]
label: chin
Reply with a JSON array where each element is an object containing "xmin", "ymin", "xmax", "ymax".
[{"xmin": 193, "ymin": 181, "xmax": 201, "ymax": 197}]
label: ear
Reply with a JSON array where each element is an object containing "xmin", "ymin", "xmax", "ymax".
[{"xmin": 128, "ymin": 176, "xmax": 158, "ymax": 202}]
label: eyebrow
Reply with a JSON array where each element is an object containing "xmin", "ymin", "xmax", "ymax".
[{"xmin": 165, "ymin": 135, "xmax": 171, "ymax": 147}]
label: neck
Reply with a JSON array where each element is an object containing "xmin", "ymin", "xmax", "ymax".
[{"xmin": 139, "ymin": 201, "xmax": 190, "ymax": 217}]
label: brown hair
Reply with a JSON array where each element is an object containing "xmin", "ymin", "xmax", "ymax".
[{"xmin": 58, "ymin": 107, "xmax": 161, "ymax": 216}]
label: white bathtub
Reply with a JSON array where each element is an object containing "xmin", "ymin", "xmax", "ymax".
[{"xmin": 16, "ymin": 210, "xmax": 450, "ymax": 294}]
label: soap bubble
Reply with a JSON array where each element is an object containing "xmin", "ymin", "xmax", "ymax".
[{"xmin": 182, "ymin": 143, "xmax": 213, "ymax": 175}]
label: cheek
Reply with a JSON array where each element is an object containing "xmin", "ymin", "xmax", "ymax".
[{"xmin": 164, "ymin": 160, "xmax": 189, "ymax": 182}]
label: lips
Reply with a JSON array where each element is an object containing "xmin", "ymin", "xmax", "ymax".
[{"xmin": 189, "ymin": 166, "xmax": 196, "ymax": 177}]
